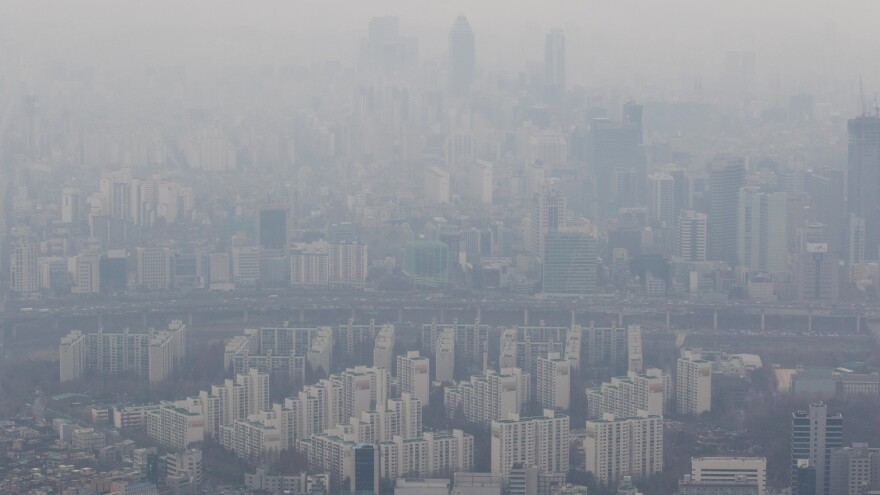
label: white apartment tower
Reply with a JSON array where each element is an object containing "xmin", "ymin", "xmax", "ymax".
[
  {"xmin": 491, "ymin": 410, "xmax": 570, "ymax": 477},
  {"xmin": 677, "ymin": 350, "xmax": 712, "ymax": 415},
  {"xmin": 585, "ymin": 412, "xmax": 664, "ymax": 486},
  {"xmin": 398, "ymin": 351, "xmax": 431, "ymax": 407},
  {"xmin": 537, "ymin": 352, "xmax": 571, "ymax": 411}
]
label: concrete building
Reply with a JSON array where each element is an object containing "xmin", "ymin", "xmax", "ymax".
[
  {"xmin": 468, "ymin": 160, "xmax": 494, "ymax": 205},
  {"xmin": 506, "ymin": 464, "xmax": 566, "ymax": 495},
  {"xmin": 444, "ymin": 368, "xmax": 530, "ymax": 425},
  {"xmin": 435, "ymin": 329, "xmax": 456, "ymax": 383},
  {"xmin": 585, "ymin": 412, "xmax": 664, "ymax": 485},
  {"xmin": 146, "ymin": 397, "xmax": 206, "ymax": 450},
  {"xmin": 72, "ymin": 428, "xmax": 106, "ymax": 451},
  {"xmin": 678, "ymin": 474, "xmax": 759, "ymax": 495},
  {"xmin": 829, "ymin": 443, "xmax": 880, "ymax": 495},
  {"xmin": 398, "ymin": 351, "xmax": 431, "ymax": 407},
  {"xmin": 59, "ymin": 321, "xmax": 187, "ymax": 384},
  {"xmin": 396, "ymin": 478, "xmax": 452, "ymax": 495},
  {"xmin": 586, "ymin": 368, "xmax": 670, "ymax": 419},
  {"xmin": 791, "ymin": 402, "xmax": 843, "ymax": 495},
  {"xmin": 425, "ymin": 166, "xmax": 451, "ymax": 204},
  {"xmin": 10, "ymin": 238, "xmax": 39, "ymax": 296},
  {"xmin": 536, "ymin": 352, "xmax": 570, "ymax": 411},
  {"xmin": 737, "ymin": 187, "xmax": 789, "ymax": 273},
  {"xmin": 290, "ymin": 242, "xmax": 329, "ymax": 286},
  {"xmin": 404, "ymin": 241, "xmax": 449, "ymax": 288},
  {"xmin": 677, "ymin": 210, "xmax": 708, "ymax": 262},
  {"xmin": 328, "ymin": 242, "xmax": 367, "ymax": 288},
  {"xmin": 691, "ymin": 457, "xmax": 767, "ymax": 495},
  {"xmin": 708, "ymin": 155, "xmax": 746, "ymax": 265},
  {"xmin": 379, "ymin": 429, "xmax": 474, "ymax": 481},
  {"xmin": 453, "ymin": 473, "xmax": 503, "ymax": 495},
  {"xmin": 136, "ymin": 247, "xmax": 172, "ymax": 290},
  {"xmin": 421, "ymin": 320, "xmax": 489, "ymax": 365},
  {"xmin": 542, "ymin": 228, "xmax": 598, "ymax": 294},
  {"xmin": 795, "ymin": 243, "xmax": 839, "ymax": 301},
  {"xmin": 165, "ymin": 449, "xmax": 203, "ymax": 490},
  {"xmin": 374, "ymin": 324, "xmax": 396, "ymax": 371},
  {"xmin": 527, "ymin": 186, "xmax": 566, "ymax": 259},
  {"xmin": 490, "ymin": 410, "xmax": 570, "ymax": 477},
  {"xmin": 647, "ymin": 172, "xmax": 675, "ymax": 225},
  {"xmin": 677, "ymin": 350, "xmax": 712, "ymax": 414},
  {"xmin": 306, "ymin": 326, "xmax": 333, "ymax": 377}
]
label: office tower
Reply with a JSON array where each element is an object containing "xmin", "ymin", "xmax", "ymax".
[
  {"xmin": 61, "ymin": 187, "xmax": 82, "ymax": 224},
  {"xmin": 588, "ymin": 110, "xmax": 644, "ymax": 213},
  {"xmin": 328, "ymin": 242, "xmax": 367, "ymax": 288},
  {"xmin": 435, "ymin": 329, "xmax": 455, "ymax": 383},
  {"xmin": 737, "ymin": 187, "xmax": 789, "ymax": 273},
  {"xmin": 99, "ymin": 170, "xmax": 134, "ymax": 222},
  {"xmin": 398, "ymin": 351, "xmax": 430, "ymax": 406},
  {"xmin": 424, "ymin": 166, "xmax": 451, "ymax": 204},
  {"xmin": 804, "ymin": 168, "xmax": 846, "ymax": 255},
  {"xmin": 542, "ymin": 228, "xmax": 598, "ymax": 294},
  {"xmin": 449, "ymin": 16, "xmax": 476, "ymax": 96},
  {"xmin": 847, "ymin": 213, "xmax": 866, "ymax": 264},
  {"xmin": 507, "ymin": 464, "xmax": 566, "ymax": 495},
  {"xmin": 528, "ymin": 186, "xmax": 567, "ymax": 258},
  {"xmin": 544, "ymin": 29, "xmax": 566, "ymax": 102},
  {"xmin": 469, "ymin": 159, "xmax": 493, "ymax": 204},
  {"xmin": 353, "ymin": 443, "xmax": 379, "ymax": 494},
  {"xmin": 491, "ymin": 410, "xmax": 570, "ymax": 477},
  {"xmin": 404, "ymin": 241, "xmax": 449, "ymax": 288},
  {"xmin": 791, "ymin": 402, "xmax": 843, "ymax": 495},
  {"xmin": 708, "ymin": 155, "xmax": 746, "ymax": 265},
  {"xmin": 647, "ymin": 172, "xmax": 675, "ymax": 225},
  {"xmin": 136, "ymin": 247, "xmax": 173, "ymax": 290},
  {"xmin": 258, "ymin": 208, "xmax": 288, "ymax": 250},
  {"xmin": 72, "ymin": 253, "xmax": 101, "ymax": 294},
  {"xmin": 586, "ymin": 369, "xmax": 669, "ymax": 419},
  {"xmin": 795, "ymin": 243, "xmax": 840, "ymax": 301},
  {"xmin": 9, "ymin": 238, "xmax": 38, "ymax": 296},
  {"xmin": 537, "ymin": 353, "xmax": 570, "ymax": 411},
  {"xmin": 233, "ymin": 246, "xmax": 261, "ymax": 286},
  {"xmin": 530, "ymin": 133, "xmax": 568, "ymax": 171},
  {"xmin": 691, "ymin": 457, "xmax": 767, "ymax": 495},
  {"xmin": 829, "ymin": 443, "xmax": 880, "ymax": 495},
  {"xmin": 677, "ymin": 350, "xmax": 712, "ymax": 415},
  {"xmin": 584, "ymin": 412, "xmax": 664, "ymax": 485},
  {"xmin": 847, "ymin": 115, "xmax": 880, "ymax": 259}
]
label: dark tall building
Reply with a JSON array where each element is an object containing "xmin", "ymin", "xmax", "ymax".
[
  {"xmin": 352, "ymin": 443, "xmax": 378, "ymax": 494},
  {"xmin": 258, "ymin": 208, "xmax": 288, "ymax": 250},
  {"xmin": 543, "ymin": 29, "xmax": 565, "ymax": 102},
  {"xmin": 708, "ymin": 155, "xmax": 746, "ymax": 265},
  {"xmin": 588, "ymin": 106, "xmax": 645, "ymax": 215},
  {"xmin": 846, "ymin": 115, "xmax": 880, "ymax": 260},
  {"xmin": 792, "ymin": 402, "xmax": 843, "ymax": 495},
  {"xmin": 449, "ymin": 16, "xmax": 475, "ymax": 96}
]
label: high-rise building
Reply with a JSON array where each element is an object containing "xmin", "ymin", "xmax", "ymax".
[
  {"xmin": 328, "ymin": 242, "xmax": 367, "ymax": 288},
  {"xmin": 795, "ymin": 243, "xmax": 839, "ymax": 301},
  {"xmin": 543, "ymin": 29, "xmax": 566, "ymax": 102},
  {"xmin": 708, "ymin": 155, "xmax": 746, "ymax": 265},
  {"xmin": 584, "ymin": 412, "xmax": 664, "ymax": 485},
  {"xmin": 542, "ymin": 228, "xmax": 598, "ymax": 294},
  {"xmin": 136, "ymin": 247, "xmax": 172, "ymax": 290},
  {"xmin": 586, "ymin": 369, "xmax": 670, "ymax": 419},
  {"xmin": 258, "ymin": 208, "xmax": 288, "ymax": 250},
  {"xmin": 677, "ymin": 210, "xmax": 708, "ymax": 262},
  {"xmin": 829, "ymin": 443, "xmax": 880, "ymax": 495},
  {"xmin": 468, "ymin": 159, "xmax": 493, "ymax": 204},
  {"xmin": 404, "ymin": 241, "xmax": 449, "ymax": 288},
  {"xmin": 677, "ymin": 350, "xmax": 712, "ymax": 415},
  {"xmin": 536, "ymin": 352, "xmax": 570, "ymax": 411},
  {"xmin": 444, "ymin": 368, "xmax": 530, "ymax": 425},
  {"xmin": 587, "ymin": 105, "xmax": 644, "ymax": 213},
  {"xmin": 647, "ymin": 172, "xmax": 675, "ymax": 225},
  {"xmin": 435, "ymin": 329, "xmax": 455, "ymax": 383},
  {"xmin": 9, "ymin": 238, "xmax": 38, "ymax": 296},
  {"xmin": 449, "ymin": 16, "xmax": 476, "ymax": 96},
  {"xmin": 791, "ymin": 402, "xmax": 843, "ymax": 495},
  {"xmin": 397, "ymin": 351, "xmax": 430, "ymax": 406},
  {"xmin": 62, "ymin": 187, "xmax": 82, "ymax": 225},
  {"xmin": 491, "ymin": 410, "xmax": 570, "ymax": 477},
  {"xmin": 59, "ymin": 330, "xmax": 87, "ymax": 382},
  {"xmin": 353, "ymin": 443, "xmax": 379, "ymax": 494},
  {"xmin": 691, "ymin": 457, "xmax": 767, "ymax": 495},
  {"xmin": 846, "ymin": 115, "xmax": 880, "ymax": 259},
  {"xmin": 737, "ymin": 187, "xmax": 789, "ymax": 273},
  {"xmin": 528, "ymin": 186, "xmax": 567, "ymax": 258},
  {"xmin": 424, "ymin": 166, "xmax": 451, "ymax": 204}
]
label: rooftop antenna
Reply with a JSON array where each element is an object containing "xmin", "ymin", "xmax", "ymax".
[{"xmin": 859, "ymin": 76, "xmax": 867, "ymax": 116}]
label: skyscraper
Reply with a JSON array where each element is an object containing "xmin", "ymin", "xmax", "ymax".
[
  {"xmin": 587, "ymin": 106, "xmax": 644, "ymax": 214},
  {"xmin": 647, "ymin": 172, "xmax": 675, "ymax": 225},
  {"xmin": 528, "ymin": 186, "xmax": 567, "ymax": 259},
  {"xmin": 542, "ymin": 228, "xmax": 598, "ymax": 294},
  {"xmin": 353, "ymin": 443, "xmax": 379, "ymax": 494},
  {"xmin": 449, "ymin": 16, "xmax": 476, "ymax": 96},
  {"xmin": 791, "ymin": 402, "xmax": 843, "ymax": 495},
  {"xmin": 737, "ymin": 187, "xmax": 789, "ymax": 273},
  {"xmin": 846, "ymin": 115, "xmax": 880, "ymax": 259},
  {"xmin": 708, "ymin": 155, "xmax": 746, "ymax": 265},
  {"xmin": 258, "ymin": 208, "xmax": 288, "ymax": 250},
  {"xmin": 543, "ymin": 29, "xmax": 565, "ymax": 102},
  {"xmin": 677, "ymin": 210, "xmax": 707, "ymax": 262}
]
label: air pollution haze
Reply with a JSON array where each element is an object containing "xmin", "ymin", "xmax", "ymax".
[{"xmin": 0, "ymin": 2, "xmax": 879, "ymax": 495}]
